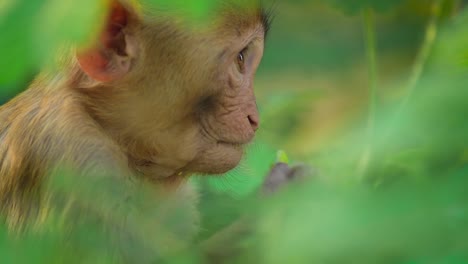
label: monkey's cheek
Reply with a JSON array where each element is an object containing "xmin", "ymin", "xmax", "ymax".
[{"xmin": 191, "ymin": 143, "xmax": 244, "ymax": 175}]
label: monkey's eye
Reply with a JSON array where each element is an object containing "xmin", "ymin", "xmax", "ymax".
[{"xmin": 237, "ymin": 48, "xmax": 247, "ymax": 72}]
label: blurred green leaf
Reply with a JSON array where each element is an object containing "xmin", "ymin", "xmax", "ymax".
[
  {"xmin": 33, "ymin": 0, "xmax": 106, "ymax": 66},
  {"xmin": 0, "ymin": 0, "xmax": 44, "ymax": 86},
  {"xmin": 142, "ymin": 0, "xmax": 217, "ymax": 23},
  {"xmin": 431, "ymin": 8, "xmax": 468, "ymax": 70},
  {"xmin": 245, "ymin": 170, "xmax": 468, "ymax": 264},
  {"xmin": 276, "ymin": 150, "xmax": 290, "ymax": 164},
  {"xmin": 327, "ymin": 0, "xmax": 405, "ymax": 14},
  {"xmin": 0, "ymin": 0, "xmax": 105, "ymax": 88}
]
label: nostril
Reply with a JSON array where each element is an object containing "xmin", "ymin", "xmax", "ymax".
[{"xmin": 248, "ymin": 115, "xmax": 259, "ymax": 131}]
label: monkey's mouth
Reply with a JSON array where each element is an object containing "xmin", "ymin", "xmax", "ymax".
[
  {"xmin": 217, "ymin": 133, "xmax": 255, "ymax": 146},
  {"xmin": 218, "ymin": 141, "xmax": 247, "ymax": 149}
]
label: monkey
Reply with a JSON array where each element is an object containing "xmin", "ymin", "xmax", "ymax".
[{"xmin": 0, "ymin": 0, "xmax": 305, "ymax": 262}]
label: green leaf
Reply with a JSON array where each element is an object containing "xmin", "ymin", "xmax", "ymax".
[
  {"xmin": 327, "ymin": 0, "xmax": 405, "ymax": 15},
  {"xmin": 0, "ymin": 0, "xmax": 105, "ymax": 88},
  {"xmin": 33, "ymin": 0, "xmax": 106, "ymax": 66},
  {"xmin": 276, "ymin": 150, "xmax": 290, "ymax": 164},
  {"xmin": 0, "ymin": 0, "xmax": 44, "ymax": 86},
  {"xmin": 142, "ymin": 0, "xmax": 217, "ymax": 23}
]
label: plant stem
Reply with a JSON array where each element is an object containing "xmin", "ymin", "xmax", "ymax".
[
  {"xmin": 363, "ymin": 7, "xmax": 378, "ymax": 138},
  {"xmin": 399, "ymin": 0, "xmax": 442, "ymax": 112},
  {"xmin": 357, "ymin": 7, "xmax": 378, "ymax": 178}
]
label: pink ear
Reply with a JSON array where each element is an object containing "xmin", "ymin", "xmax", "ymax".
[{"xmin": 77, "ymin": 1, "xmax": 131, "ymax": 82}]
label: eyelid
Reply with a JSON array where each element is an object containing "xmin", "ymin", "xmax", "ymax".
[
  {"xmin": 238, "ymin": 44, "xmax": 250, "ymax": 63},
  {"xmin": 234, "ymin": 37, "xmax": 262, "ymax": 73},
  {"xmin": 241, "ymin": 41, "xmax": 252, "ymax": 54}
]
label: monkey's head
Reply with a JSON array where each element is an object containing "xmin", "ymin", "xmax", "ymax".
[{"xmin": 74, "ymin": 0, "xmax": 270, "ymax": 180}]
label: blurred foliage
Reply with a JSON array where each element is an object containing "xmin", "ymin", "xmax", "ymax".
[
  {"xmin": 328, "ymin": 0, "xmax": 405, "ymax": 14},
  {"xmin": 2, "ymin": 0, "xmax": 468, "ymax": 263},
  {"xmin": 0, "ymin": 0, "xmax": 106, "ymax": 86}
]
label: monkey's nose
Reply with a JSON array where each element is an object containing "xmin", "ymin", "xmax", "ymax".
[{"xmin": 248, "ymin": 114, "xmax": 259, "ymax": 131}]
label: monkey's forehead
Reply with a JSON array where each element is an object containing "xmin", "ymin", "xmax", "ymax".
[
  {"xmin": 136, "ymin": 0, "xmax": 262, "ymax": 11},
  {"xmin": 135, "ymin": 0, "xmax": 269, "ymax": 35}
]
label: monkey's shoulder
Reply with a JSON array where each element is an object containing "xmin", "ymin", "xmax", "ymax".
[{"xmin": 0, "ymin": 87, "xmax": 129, "ymax": 186}]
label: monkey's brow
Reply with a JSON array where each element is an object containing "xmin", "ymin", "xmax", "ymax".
[{"xmin": 260, "ymin": 7, "xmax": 273, "ymax": 37}]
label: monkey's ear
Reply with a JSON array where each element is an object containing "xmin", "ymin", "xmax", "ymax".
[{"xmin": 76, "ymin": 1, "xmax": 138, "ymax": 82}]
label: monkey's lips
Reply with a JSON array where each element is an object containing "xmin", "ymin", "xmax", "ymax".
[
  {"xmin": 218, "ymin": 141, "xmax": 244, "ymax": 148},
  {"xmin": 218, "ymin": 134, "xmax": 255, "ymax": 147}
]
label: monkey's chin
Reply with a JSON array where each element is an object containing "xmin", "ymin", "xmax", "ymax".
[{"xmin": 191, "ymin": 142, "xmax": 244, "ymax": 175}]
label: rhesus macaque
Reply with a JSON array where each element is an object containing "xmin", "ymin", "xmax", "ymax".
[{"xmin": 0, "ymin": 0, "xmax": 303, "ymax": 261}]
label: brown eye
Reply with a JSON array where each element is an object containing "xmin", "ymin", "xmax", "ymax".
[{"xmin": 237, "ymin": 49, "xmax": 246, "ymax": 72}]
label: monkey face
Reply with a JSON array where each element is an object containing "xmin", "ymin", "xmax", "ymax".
[
  {"xmin": 190, "ymin": 32, "xmax": 265, "ymax": 175},
  {"xmin": 129, "ymin": 16, "xmax": 266, "ymax": 178},
  {"xmin": 75, "ymin": 1, "xmax": 269, "ymax": 180}
]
